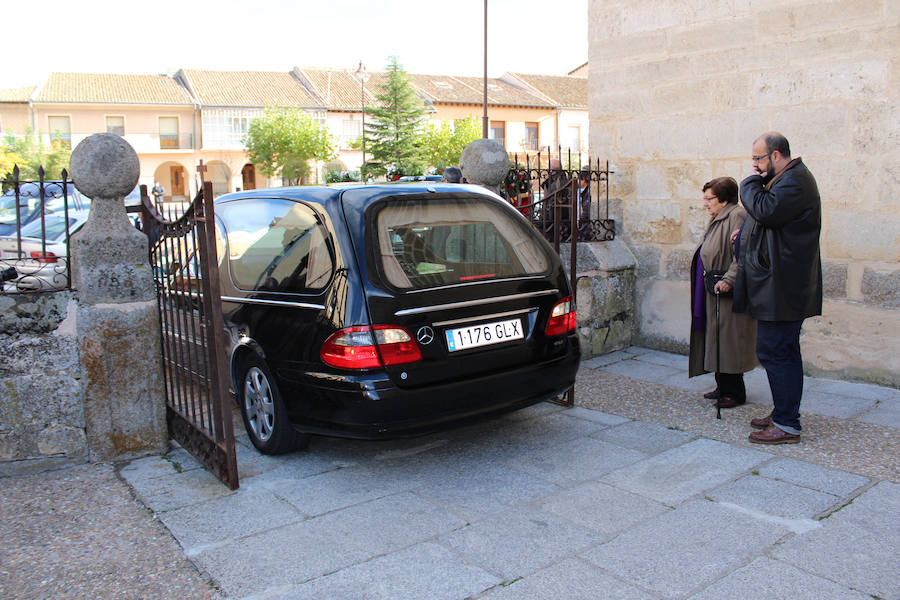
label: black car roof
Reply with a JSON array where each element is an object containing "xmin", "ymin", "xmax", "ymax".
[{"xmin": 214, "ymin": 183, "xmax": 499, "ymax": 211}]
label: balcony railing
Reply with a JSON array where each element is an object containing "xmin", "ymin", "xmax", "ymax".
[{"xmin": 159, "ymin": 133, "xmax": 194, "ymax": 150}]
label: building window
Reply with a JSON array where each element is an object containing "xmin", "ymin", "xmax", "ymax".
[
  {"xmin": 567, "ymin": 125, "xmax": 581, "ymax": 151},
  {"xmin": 342, "ymin": 119, "xmax": 361, "ymax": 149},
  {"xmin": 525, "ymin": 122, "xmax": 539, "ymax": 151},
  {"xmin": 106, "ymin": 116, "xmax": 125, "ymax": 136},
  {"xmin": 48, "ymin": 116, "xmax": 71, "ymax": 149},
  {"xmin": 159, "ymin": 117, "xmax": 179, "ymax": 149},
  {"xmin": 202, "ymin": 108, "xmax": 261, "ymax": 150},
  {"xmin": 490, "ymin": 121, "xmax": 505, "ymax": 148}
]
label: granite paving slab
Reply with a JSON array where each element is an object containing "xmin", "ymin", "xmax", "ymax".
[
  {"xmin": 685, "ymin": 557, "xmax": 872, "ymax": 600},
  {"xmin": 583, "ymin": 499, "xmax": 789, "ymax": 598},
  {"xmin": 769, "ymin": 482, "xmax": 900, "ymax": 599},
  {"xmin": 600, "ymin": 438, "xmax": 771, "ymax": 505},
  {"xmin": 799, "ymin": 390, "xmax": 877, "ymax": 419},
  {"xmin": 440, "ymin": 505, "xmax": 602, "ymax": 580},
  {"xmin": 756, "ymin": 457, "xmax": 870, "ymax": 496},
  {"xmin": 581, "ymin": 349, "xmax": 631, "ymax": 368},
  {"xmin": 599, "ymin": 359, "xmax": 681, "ymax": 383},
  {"xmin": 632, "ymin": 349, "xmax": 689, "ymax": 370},
  {"xmin": 539, "ymin": 481, "xmax": 670, "ymax": 539},
  {"xmin": 412, "ymin": 459, "xmax": 562, "ymax": 521},
  {"xmin": 508, "ymin": 436, "xmax": 647, "ymax": 488},
  {"xmin": 591, "ymin": 420, "xmax": 695, "ymax": 455},
  {"xmin": 157, "ymin": 488, "xmax": 306, "ymax": 554},
  {"xmin": 478, "ymin": 557, "xmax": 660, "ymax": 600},
  {"xmin": 855, "ymin": 397, "xmax": 900, "ymax": 429},
  {"xmin": 707, "ymin": 474, "xmax": 841, "ymax": 519},
  {"xmin": 274, "ymin": 542, "xmax": 501, "ymax": 600},
  {"xmin": 124, "ymin": 460, "xmax": 233, "ymax": 513}
]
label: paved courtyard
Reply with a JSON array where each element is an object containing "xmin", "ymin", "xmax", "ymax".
[{"xmin": 114, "ymin": 347, "xmax": 899, "ymax": 600}]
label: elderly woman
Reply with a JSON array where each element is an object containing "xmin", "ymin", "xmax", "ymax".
[{"xmin": 689, "ymin": 177, "xmax": 758, "ymax": 408}]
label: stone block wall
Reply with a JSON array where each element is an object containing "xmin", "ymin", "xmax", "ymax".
[
  {"xmin": 560, "ymin": 239, "xmax": 637, "ymax": 357},
  {"xmin": 588, "ymin": 0, "xmax": 900, "ymax": 386},
  {"xmin": 0, "ymin": 292, "xmax": 87, "ymax": 475}
]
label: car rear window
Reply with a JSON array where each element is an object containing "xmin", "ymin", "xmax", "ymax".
[{"xmin": 372, "ymin": 196, "xmax": 550, "ymax": 290}]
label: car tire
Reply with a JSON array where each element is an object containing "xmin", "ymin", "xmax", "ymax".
[{"xmin": 238, "ymin": 354, "xmax": 305, "ymax": 455}]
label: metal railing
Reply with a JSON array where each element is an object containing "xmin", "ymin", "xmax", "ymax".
[
  {"xmin": 0, "ymin": 166, "xmax": 79, "ymax": 294},
  {"xmin": 506, "ymin": 147, "xmax": 615, "ymax": 245}
]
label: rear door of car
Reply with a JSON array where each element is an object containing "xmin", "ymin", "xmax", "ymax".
[{"xmin": 341, "ymin": 187, "xmax": 574, "ymax": 389}]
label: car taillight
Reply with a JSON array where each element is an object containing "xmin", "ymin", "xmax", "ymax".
[
  {"xmin": 321, "ymin": 325, "xmax": 422, "ymax": 370},
  {"xmin": 544, "ymin": 296, "xmax": 576, "ymax": 337},
  {"xmin": 30, "ymin": 251, "xmax": 58, "ymax": 264}
]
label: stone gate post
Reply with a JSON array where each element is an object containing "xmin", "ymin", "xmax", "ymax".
[{"xmin": 68, "ymin": 134, "xmax": 166, "ymax": 461}]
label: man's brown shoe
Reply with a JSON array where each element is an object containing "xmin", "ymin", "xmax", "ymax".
[
  {"xmin": 703, "ymin": 389, "xmax": 721, "ymax": 400},
  {"xmin": 715, "ymin": 396, "xmax": 745, "ymax": 409},
  {"xmin": 749, "ymin": 426, "xmax": 800, "ymax": 445},
  {"xmin": 750, "ymin": 413, "xmax": 773, "ymax": 429}
]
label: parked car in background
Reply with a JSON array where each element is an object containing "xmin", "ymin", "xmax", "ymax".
[
  {"xmin": 396, "ymin": 175, "xmax": 442, "ymax": 183},
  {"xmin": 0, "ymin": 210, "xmax": 90, "ymax": 291},
  {"xmin": 0, "ymin": 181, "xmax": 91, "ymax": 236},
  {"xmin": 204, "ymin": 183, "xmax": 580, "ymax": 454}
]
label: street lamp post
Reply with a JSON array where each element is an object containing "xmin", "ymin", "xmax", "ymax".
[{"xmin": 355, "ymin": 61, "xmax": 370, "ymax": 181}]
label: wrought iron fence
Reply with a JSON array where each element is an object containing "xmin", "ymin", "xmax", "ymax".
[
  {"xmin": 506, "ymin": 147, "xmax": 615, "ymax": 244},
  {"xmin": 0, "ymin": 166, "xmax": 83, "ymax": 294}
]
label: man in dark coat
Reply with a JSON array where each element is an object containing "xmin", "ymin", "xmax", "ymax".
[
  {"xmin": 735, "ymin": 132, "xmax": 822, "ymax": 444},
  {"xmin": 540, "ymin": 159, "xmax": 572, "ymax": 241}
]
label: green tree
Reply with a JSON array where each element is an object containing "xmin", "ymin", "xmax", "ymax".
[
  {"xmin": 364, "ymin": 57, "xmax": 429, "ymax": 177},
  {"xmin": 421, "ymin": 115, "xmax": 482, "ymax": 171},
  {"xmin": 0, "ymin": 127, "xmax": 71, "ymax": 181},
  {"xmin": 244, "ymin": 107, "xmax": 336, "ymax": 185}
]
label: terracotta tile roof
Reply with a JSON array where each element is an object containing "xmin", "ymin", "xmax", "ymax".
[
  {"xmin": 0, "ymin": 86, "xmax": 36, "ymax": 103},
  {"xmin": 35, "ymin": 73, "xmax": 193, "ymax": 104},
  {"xmin": 180, "ymin": 70, "xmax": 321, "ymax": 108},
  {"xmin": 412, "ymin": 74, "xmax": 552, "ymax": 107},
  {"xmin": 293, "ymin": 68, "xmax": 377, "ymax": 110},
  {"xmin": 505, "ymin": 73, "xmax": 588, "ymax": 108}
]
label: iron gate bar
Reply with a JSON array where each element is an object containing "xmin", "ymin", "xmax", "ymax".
[{"xmin": 143, "ymin": 181, "xmax": 238, "ymax": 490}]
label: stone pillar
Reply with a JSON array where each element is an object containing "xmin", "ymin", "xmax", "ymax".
[
  {"xmin": 459, "ymin": 139, "xmax": 509, "ymax": 198},
  {"xmin": 559, "ymin": 240, "xmax": 637, "ymax": 358},
  {"xmin": 69, "ymin": 133, "xmax": 167, "ymax": 461}
]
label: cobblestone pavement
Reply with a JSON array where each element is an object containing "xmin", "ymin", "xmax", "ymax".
[{"xmin": 2, "ymin": 347, "xmax": 898, "ymax": 599}]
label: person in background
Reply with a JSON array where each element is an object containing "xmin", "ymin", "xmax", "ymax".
[
  {"xmin": 736, "ymin": 132, "xmax": 822, "ymax": 445},
  {"xmin": 576, "ymin": 167, "xmax": 592, "ymax": 240},
  {"xmin": 442, "ymin": 166, "xmax": 462, "ymax": 183},
  {"xmin": 540, "ymin": 159, "xmax": 572, "ymax": 240},
  {"xmin": 151, "ymin": 180, "xmax": 164, "ymax": 204},
  {"xmin": 688, "ymin": 177, "xmax": 758, "ymax": 410}
]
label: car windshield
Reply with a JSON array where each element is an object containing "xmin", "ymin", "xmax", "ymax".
[
  {"xmin": 19, "ymin": 214, "xmax": 80, "ymax": 241},
  {"xmin": 373, "ymin": 196, "xmax": 550, "ymax": 290}
]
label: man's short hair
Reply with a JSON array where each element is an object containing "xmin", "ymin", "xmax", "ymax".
[
  {"xmin": 442, "ymin": 166, "xmax": 462, "ymax": 183},
  {"xmin": 760, "ymin": 132, "xmax": 791, "ymax": 158}
]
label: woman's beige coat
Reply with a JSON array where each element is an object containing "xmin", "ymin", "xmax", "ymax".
[{"xmin": 689, "ymin": 202, "xmax": 759, "ymax": 377}]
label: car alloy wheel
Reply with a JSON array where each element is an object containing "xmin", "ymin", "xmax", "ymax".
[{"xmin": 243, "ymin": 366, "xmax": 275, "ymax": 442}]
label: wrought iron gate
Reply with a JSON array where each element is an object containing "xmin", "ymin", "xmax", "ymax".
[{"xmin": 142, "ymin": 181, "xmax": 238, "ymax": 489}]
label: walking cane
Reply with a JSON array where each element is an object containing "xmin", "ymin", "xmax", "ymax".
[{"xmin": 715, "ymin": 289, "xmax": 722, "ymax": 420}]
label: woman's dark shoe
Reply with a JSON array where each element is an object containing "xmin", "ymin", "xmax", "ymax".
[
  {"xmin": 703, "ymin": 389, "xmax": 721, "ymax": 400},
  {"xmin": 715, "ymin": 396, "xmax": 746, "ymax": 409}
]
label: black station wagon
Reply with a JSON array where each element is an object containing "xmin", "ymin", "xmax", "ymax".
[{"xmin": 212, "ymin": 183, "xmax": 580, "ymax": 454}]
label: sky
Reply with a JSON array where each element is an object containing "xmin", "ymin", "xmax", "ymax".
[{"xmin": 2, "ymin": 0, "xmax": 587, "ymax": 90}]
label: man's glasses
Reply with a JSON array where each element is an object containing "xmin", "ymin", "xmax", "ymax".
[
  {"xmin": 702, "ymin": 195, "xmax": 718, "ymax": 202},
  {"xmin": 752, "ymin": 152, "xmax": 771, "ymax": 163}
]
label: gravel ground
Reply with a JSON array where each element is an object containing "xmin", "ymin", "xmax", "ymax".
[
  {"xmin": 575, "ymin": 368, "xmax": 900, "ymax": 483},
  {"xmin": 0, "ymin": 462, "xmax": 219, "ymax": 600}
]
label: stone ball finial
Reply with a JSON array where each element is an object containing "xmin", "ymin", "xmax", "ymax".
[
  {"xmin": 460, "ymin": 139, "xmax": 509, "ymax": 187},
  {"xmin": 69, "ymin": 133, "xmax": 139, "ymax": 200}
]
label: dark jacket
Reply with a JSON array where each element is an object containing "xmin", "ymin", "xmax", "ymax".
[{"xmin": 735, "ymin": 158, "xmax": 822, "ymax": 321}]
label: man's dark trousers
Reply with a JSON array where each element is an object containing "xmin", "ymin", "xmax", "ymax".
[{"xmin": 757, "ymin": 320, "xmax": 804, "ymax": 434}]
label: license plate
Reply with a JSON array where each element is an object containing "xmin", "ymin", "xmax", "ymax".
[{"xmin": 445, "ymin": 318, "xmax": 524, "ymax": 352}]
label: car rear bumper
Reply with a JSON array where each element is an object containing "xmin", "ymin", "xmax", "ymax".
[{"xmin": 283, "ymin": 337, "xmax": 581, "ymax": 439}]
